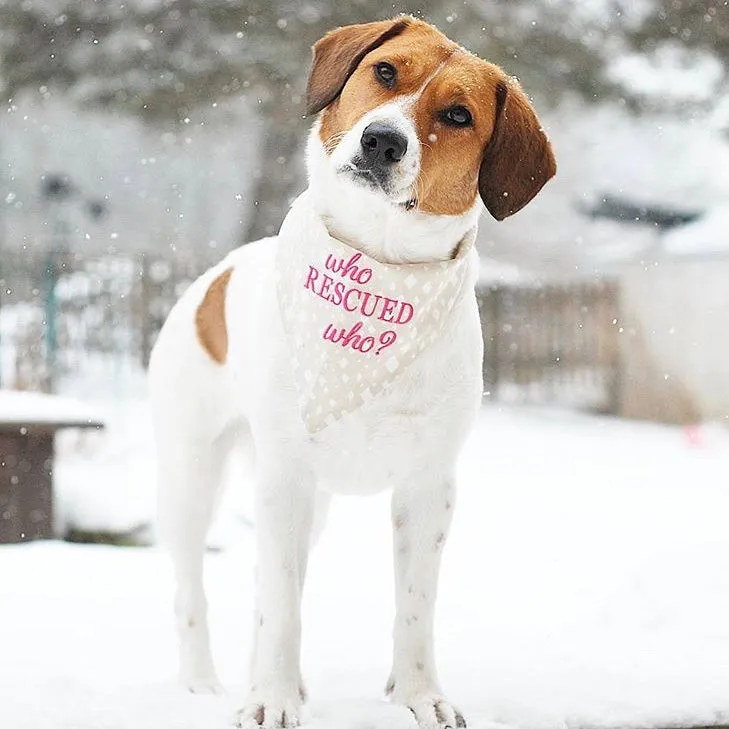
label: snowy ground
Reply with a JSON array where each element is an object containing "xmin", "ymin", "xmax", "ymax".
[{"xmin": 3, "ymin": 405, "xmax": 729, "ymax": 729}]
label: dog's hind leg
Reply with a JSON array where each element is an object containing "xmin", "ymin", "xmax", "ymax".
[
  {"xmin": 155, "ymin": 415, "xmax": 234, "ymax": 694},
  {"xmin": 150, "ymin": 261, "xmax": 243, "ymax": 694}
]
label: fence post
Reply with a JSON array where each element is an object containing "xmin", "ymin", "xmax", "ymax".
[
  {"xmin": 0, "ymin": 249, "xmax": 3, "ymax": 388},
  {"xmin": 604, "ymin": 280, "xmax": 622, "ymax": 415},
  {"xmin": 139, "ymin": 254, "xmax": 153, "ymax": 369},
  {"xmin": 479, "ymin": 285, "xmax": 502, "ymax": 400},
  {"xmin": 43, "ymin": 252, "xmax": 58, "ymax": 393}
]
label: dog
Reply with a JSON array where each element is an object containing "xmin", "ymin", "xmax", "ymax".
[{"xmin": 149, "ymin": 16, "xmax": 555, "ymax": 729}]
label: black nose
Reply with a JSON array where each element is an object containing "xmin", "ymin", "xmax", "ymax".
[{"xmin": 360, "ymin": 122, "xmax": 408, "ymax": 166}]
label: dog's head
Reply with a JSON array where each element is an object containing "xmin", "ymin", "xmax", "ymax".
[{"xmin": 306, "ymin": 17, "xmax": 556, "ymax": 227}]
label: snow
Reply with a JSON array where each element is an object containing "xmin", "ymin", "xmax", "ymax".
[
  {"xmin": 663, "ymin": 206, "xmax": 729, "ymax": 257},
  {"xmin": 0, "ymin": 388, "xmax": 103, "ymax": 427},
  {"xmin": 608, "ymin": 46, "xmax": 723, "ymax": 105},
  {"xmin": 478, "ymin": 258, "xmax": 527, "ymax": 285},
  {"xmin": 54, "ymin": 398, "xmax": 156, "ymax": 534},
  {"xmin": 3, "ymin": 404, "xmax": 729, "ymax": 729}
]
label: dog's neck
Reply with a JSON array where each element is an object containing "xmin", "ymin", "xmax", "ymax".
[{"xmin": 305, "ymin": 127, "xmax": 481, "ymax": 265}]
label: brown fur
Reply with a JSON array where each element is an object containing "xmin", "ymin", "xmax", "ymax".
[
  {"xmin": 306, "ymin": 18, "xmax": 412, "ymax": 116},
  {"xmin": 195, "ymin": 267, "xmax": 233, "ymax": 364},
  {"xmin": 411, "ymin": 55, "xmax": 503, "ymax": 215},
  {"xmin": 310, "ymin": 17, "xmax": 555, "ymax": 218}
]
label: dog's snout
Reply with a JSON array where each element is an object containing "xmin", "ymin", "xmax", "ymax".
[{"xmin": 360, "ymin": 122, "xmax": 408, "ymax": 166}]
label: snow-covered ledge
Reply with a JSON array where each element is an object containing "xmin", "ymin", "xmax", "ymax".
[
  {"xmin": 0, "ymin": 389, "xmax": 104, "ymax": 429},
  {"xmin": 0, "ymin": 389, "xmax": 105, "ymax": 544}
]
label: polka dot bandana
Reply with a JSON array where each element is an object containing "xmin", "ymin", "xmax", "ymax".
[{"xmin": 276, "ymin": 192, "xmax": 476, "ymax": 433}]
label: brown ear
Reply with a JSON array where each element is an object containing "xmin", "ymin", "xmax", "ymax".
[
  {"xmin": 479, "ymin": 79, "xmax": 556, "ymax": 221},
  {"xmin": 306, "ymin": 18, "xmax": 411, "ymax": 116}
]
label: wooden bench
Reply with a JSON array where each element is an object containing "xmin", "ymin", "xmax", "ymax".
[{"xmin": 0, "ymin": 390, "xmax": 104, "ymax": 544}]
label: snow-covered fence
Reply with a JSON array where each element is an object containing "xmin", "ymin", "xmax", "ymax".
[
  {"xmin": 0, "ymin": 250, "xmax": 208, "ymax": 392},
  {"xmin": 477, "ymin": 280, "xmax": 621, "ymax": 413},
  {"xmin": 1, "ymin": 253, "xmax": 625, "ymax": 416}
]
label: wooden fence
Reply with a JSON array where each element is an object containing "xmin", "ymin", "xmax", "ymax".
[
  {"xmin": 0, "ymin": 250, "xmax": 622, "ymax": 414},
  {"xmin": 0, "ymin": 250, "xmax": 209, "ymax": 392},
  {"xmin": 477, "ymin": 279, "xmax": 621, "ymax": 414}
]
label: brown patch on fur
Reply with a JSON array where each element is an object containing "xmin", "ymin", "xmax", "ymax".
[
  {"xmin": 311, "ymin": 17, "xmax": 555, "ymax": 218},
  {"xmin": 195, "ymin": 267, "xmax": 233, "ymax": 364}
]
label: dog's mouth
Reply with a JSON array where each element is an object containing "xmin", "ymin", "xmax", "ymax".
[
  {"xmin": 337, "ymin": 160, "xmax": 417, "ymax": 211},
  {"xmin": 339, "ymin": 159, "xmax": 388, "ymax": 190}
]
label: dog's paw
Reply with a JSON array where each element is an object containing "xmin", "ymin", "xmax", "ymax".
[
  {"xmin": 181, "ymin": 673, "xmax": 224, "ymax": 695},
  {"xmin": 234, "ymin": 691, "xmax": 302, "ymax": 729},
  {"xmin": 390, "ymin": 688, "xmax": 466, "ymax": 729}
]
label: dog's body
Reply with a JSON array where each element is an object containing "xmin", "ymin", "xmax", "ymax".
[{"xmin": 149, "ymin": 17, "xmax": 555, "ymax": 729}]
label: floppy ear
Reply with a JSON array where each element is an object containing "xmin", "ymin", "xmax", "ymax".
[
  {"xmin": 479, "ymin": 79, "xmax": 556, "ymax": 220},
  {"xmin": 306, "ymin": 18, "xmax": 410, "ymax": 116}
]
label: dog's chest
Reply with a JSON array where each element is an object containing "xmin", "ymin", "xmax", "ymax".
[
  {"xmin": 307, "ymin": 401, "xmax": 430, "ymax": 495},
  {"xmin": 228, "ymin": 237, "xmax": 483, "ymax": 494},
  {"xmin": 302, "ymin": 332, "xmax": 481, "ymax": 495}
]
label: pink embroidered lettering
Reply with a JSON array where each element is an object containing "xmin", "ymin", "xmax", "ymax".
[
  {"xmin": 379, "ymin": 297, "xmax": 398, "ymax": 323},
  {"xmin": 322, "ymin": 323, "xmax": 344, "ymax": 343},
  {"xmin": 304, "ymin": 265, "xmax": 319, "ymax": 291},
  {"xmin": 341, "ymin": 321, "xmax": 364, "ymax": 347},
  {"xmin": 331, "ymin": 281, "xmax": 345, "ymax": 306},
  {"xmin": 343, "ymin": 288, "xmax": 360, "ymax": 312},
  {"xmin": 318, "ymin": 273, "xmax": 334, "ymax": 300},
  {"xmin": 376, "ymin": 330, "xmax": 397, "ymax": 355},
  {"xmin": 359, "ymin": 292, "xmax": 383, "ymax": 318},
  {"xmin": 325, "ymin": 252, "xmax": 373, "ymax": 285},
  {"xmin": 396, "ymin": 302, "xmax": 414, "ymax": 324}
]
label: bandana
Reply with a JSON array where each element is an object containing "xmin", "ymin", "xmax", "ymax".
[{"xmin": 276, "ymin": 193, "xmax": 476, "ymax": 433}]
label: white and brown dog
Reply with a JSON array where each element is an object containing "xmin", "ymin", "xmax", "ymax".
[{"xmin": 149, "ymin": 16, "xmax": 555, "ymax": 729}]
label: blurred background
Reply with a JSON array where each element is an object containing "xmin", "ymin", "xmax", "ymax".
[{"xmin": 0, "ymin": 0, "xmax": 727, "ymax": 542}]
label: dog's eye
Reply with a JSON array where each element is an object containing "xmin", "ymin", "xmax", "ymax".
[
  {"xmin": 374, "ymin": 62, "xmax": 397, "ymax": 89},
  {"xmin": 441, "ymin": 106, "xmax": 473, "ymax": 127}
]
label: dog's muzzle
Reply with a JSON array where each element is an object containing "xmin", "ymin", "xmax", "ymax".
[{"xmin": 345, "ymin": 122, "xmax": 409, "ymax": 193}]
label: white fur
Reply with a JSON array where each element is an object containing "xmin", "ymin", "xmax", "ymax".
[{"xmin": 149, "ymin": 97, "xmax": 484, "ymax": 729}]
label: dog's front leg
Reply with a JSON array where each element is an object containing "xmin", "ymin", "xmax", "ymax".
[
  {"xmin": 236, "ymin": 461, "xmax": 316, "ymax": 729},
  {"xmin": 387, "ymin": 473, "xmax": 466, "ymax": 729}
]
